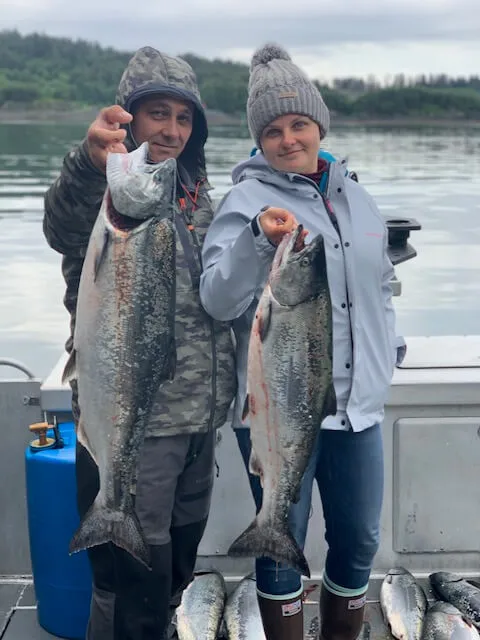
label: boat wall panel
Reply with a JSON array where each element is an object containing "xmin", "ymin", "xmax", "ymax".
[
  {"xmin": 38, "ymin": 343, "xmax": 480, "ymax": 580},
  {"xmin": 0, "ymin": 380, "xmax": 41, "ymax": 575},
  {"xmin": 393, "ymin": 417, "xmax": 480, "ymax": 553}
]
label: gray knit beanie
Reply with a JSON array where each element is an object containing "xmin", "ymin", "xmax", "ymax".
[{"xmin": 247, "ymin": 43, "xmax": 330, "ymax": 148}]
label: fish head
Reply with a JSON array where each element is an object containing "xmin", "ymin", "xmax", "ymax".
[
  {"xmin": 387, "ymin": 567, "xmax": 409, "ymax": 576},
  {"xmin": 270, "ymin": 225, "xmax": 328, "ymax": 307},
  {"xmin": 430, "ymin": 571, "xmax": 463, "ymax": 588},
  {"xmin": 106, "ymin": 141, "xmax": 177, "ymax": 220}
]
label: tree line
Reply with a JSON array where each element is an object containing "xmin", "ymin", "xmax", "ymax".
[{"xmin": 1, "ymin": 30, "xmax": 479, "ymax": 120}]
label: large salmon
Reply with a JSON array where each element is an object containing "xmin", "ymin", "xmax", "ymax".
[
  {"xmin": 228, "ymin": 225, "xmax": 336, "ymax": 577},
  {"xmin": 63, "ymin": 142, "xmax": 177, "ymax": 568}
]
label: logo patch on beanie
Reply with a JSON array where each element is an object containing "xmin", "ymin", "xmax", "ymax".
[
  {"xmin": 282, "ymin": 598, "xmax": 302, "ymax": 616},
  {"xmin": 278, "ymin": 91, "xmax": 298, "ymax": 99}
]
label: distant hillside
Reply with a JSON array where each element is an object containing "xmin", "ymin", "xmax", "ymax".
[
  {"xmin": 1, "ymin": 30, "xmax": 479, "ymax": 122},
  {"xmin": 0, "ymin": 30, "xmax": 250, "ymax": 116}
]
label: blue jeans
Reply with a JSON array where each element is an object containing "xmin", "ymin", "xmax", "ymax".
[{"xmin": 234, "ymin": 424, "xmax": 384, "ymax": 597}]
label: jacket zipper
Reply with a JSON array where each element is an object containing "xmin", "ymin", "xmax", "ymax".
[
  {"xmin": 320, "ymin": 191, "xmax": 355, "ymax": 353},
  {"xmin": 296, "ymin": 171, "xmax": 355, "ymax": 355}
]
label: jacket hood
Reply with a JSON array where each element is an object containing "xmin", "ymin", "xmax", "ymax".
[{"xmin": 116, "ymin": 46, "xmax": 208, "ymax": 184}]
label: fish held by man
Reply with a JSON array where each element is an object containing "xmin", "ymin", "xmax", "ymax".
[
  {"xmin": 228, "ymin": 225, "xmax": 336, "ymax": 578},
  {"xmin": 63, "ymin": 142, "xmax": 178, "ymax": 568}
]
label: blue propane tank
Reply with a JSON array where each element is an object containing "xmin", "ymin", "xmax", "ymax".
[{"xmin": 25, "ymin": 420, "xmax": 92, "ymax": 639}]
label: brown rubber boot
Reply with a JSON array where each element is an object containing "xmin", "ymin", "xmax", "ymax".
[
  {"xmin": 257, "ymin": 590, "xmax": 304, "ymax": 639},
  {"xmin": 320, "ymin": 584, "xmax": 366, "ymax": 640}
]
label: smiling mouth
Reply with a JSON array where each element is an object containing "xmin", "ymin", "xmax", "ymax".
[
  {"xmin": 281, "ymin": 150, "xmax": 302, "ymax": 157},
  {"xmin": 152, "ymin": 144, "xmax": 177, "ymax": 150}
]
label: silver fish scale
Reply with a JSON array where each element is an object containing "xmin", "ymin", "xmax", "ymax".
[
  {"xmin": 380, "ymin": 569, "xmax": 428, "ymax": 640},
  {"xmin": 176, "ymin": 572, "xmax": 226, "ymax": 640},
  {"xmin": 228, "ymin": 229, "xmax": 334, "ymax": 576},
  {"xmin": 431, "ymin": 575, "xmax": 480, "ymax": 630},
  {"xmin": 75, "ymin": 210, "xmax": 175, "ymax": 507},
  {"xmin": 421, "ymin": 602, "xmax": 480, "ymax": 640},
  {"xmin": 255, "ymin": 288, "xmax": 332, "ymax": 523},
  {"xmin": 223, "ymin": 577, "xmax": 266, "ymax": 639}
]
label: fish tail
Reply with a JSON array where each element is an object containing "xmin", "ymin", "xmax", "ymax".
[
  {"xmin": 69, "ymin": 502, "xmax": 150, "ymax": 569},
  {"xmin": 228, "ymin": 519, "xmax": 310, "ymax": 578}
]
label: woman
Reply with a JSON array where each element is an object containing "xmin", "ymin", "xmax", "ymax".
[{"xmin": 200, "ymin": 43, "xmax": 404, "ymax": 640}]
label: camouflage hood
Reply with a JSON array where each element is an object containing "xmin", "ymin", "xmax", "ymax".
[{"xmin": 116, "ymin": 46, "xmax": 208, "ymax": 183}]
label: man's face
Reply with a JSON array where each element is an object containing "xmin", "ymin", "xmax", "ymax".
[{"xmin": 131, "ymin": 96, "xmax": 194, "ymax": 163}]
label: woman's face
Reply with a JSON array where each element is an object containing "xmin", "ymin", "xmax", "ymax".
[{"xmin": 260, "ymin": 114, "xmax": 321, "ymax": 174}]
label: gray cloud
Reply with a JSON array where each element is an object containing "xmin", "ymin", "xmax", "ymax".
[{"xmin": 2, "ymin": 0, "xmax": 479, "ymax": 60}]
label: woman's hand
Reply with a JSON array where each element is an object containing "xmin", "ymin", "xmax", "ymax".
[{"xmin": 259, "ymin": 206, "xmax": 308, "ymax": 247}]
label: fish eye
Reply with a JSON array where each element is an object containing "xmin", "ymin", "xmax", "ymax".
[{"xmin": 301, "ymin": 257, "xmax": 310, "ymax": 266}]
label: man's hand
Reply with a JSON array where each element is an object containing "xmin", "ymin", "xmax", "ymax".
[{"xmin": 86, "ymin": 105, "xmax": 133, "ymax": 174}]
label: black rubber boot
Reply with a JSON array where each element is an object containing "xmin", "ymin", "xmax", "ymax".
[
  {"xmin": 319, "ymin": 584, "xmax": 366, "ymax": 640},
  {"xmin": 257, "ymin": 590, "xmax": 304, "ymax": 639}
]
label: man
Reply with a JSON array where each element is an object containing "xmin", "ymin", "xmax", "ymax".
[{"xmin": 43, "ymin": 46, "xmax": 236, "ymax": 639}]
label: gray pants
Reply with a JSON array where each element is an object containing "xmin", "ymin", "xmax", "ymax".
[{"xmin": 76, "ymin": 431, "xmax": 215, "ymax": 640}]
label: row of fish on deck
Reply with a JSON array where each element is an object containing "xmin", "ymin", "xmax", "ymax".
[
  {"xmin": 172, "ymin": 567, "xmax": 480, "ymax": 639},
  {"xmin": 380, "ymin": 568, "xmax": 480, "ymax": 640},
  {"xmin": 175, "ymin": 572, "xmax": 265, "ymax": 640}
]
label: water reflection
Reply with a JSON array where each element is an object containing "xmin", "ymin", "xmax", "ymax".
[{"xmin": 0, "ymin": 122, "xmax": 479, "ymax": 379}]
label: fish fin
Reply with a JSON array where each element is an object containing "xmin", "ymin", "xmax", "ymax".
[
  {"xmin": 69, "ymin": 501, "xmax": 151, "ymax": 569},
  {"xmin": 76, "ymin": 417, "xmax": 96, "ymax": 464},
  {"xmin": 227, "ymin": 518, "xmax": 310, "ymax": 578},
  {"xmin": 94, "ymin": 228, "xmax": 110, "ymax": 282},
  {"xmin": 228, "ymin": 519, "xmax": 310, "ymax": 578},
  {"xmin": 248, "ymin": 448, "xmax": 263, "ymax": 486},
  {"xmin": 218, "ymin": 617, "xmax": 227, "ymax": 638},
  {"xmin": 241, "ymin": 394, "xmax": 250, "ymax": 422},
  {"xmin": 461, "ymin": 615, "xmax": 474, "ymax": 628},
  {"xmin": 258, "ymin": 298, "xmax": 272, "ymax": 343},
  {"xmin": 62, "ymin": 349, "xmax": 77, "ymax": 385},
  {"xmin": 321, "ymin": 382, "xmax": 337, "ymax": 419},
  {"xmin": 466, "ymin": 579, "xmax": 480, "ymax": 590},
  {"xmin": 292, "ymin": 485, "xmax": 302, "ymax": 505}
]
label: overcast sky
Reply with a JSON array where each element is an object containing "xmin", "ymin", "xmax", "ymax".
[{"xmin": 3, "ymin": 0, "xmax": 480, "ymax": 82}]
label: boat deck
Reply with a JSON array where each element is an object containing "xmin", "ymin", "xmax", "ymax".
[
  {"xmin": 0, "ymin": 582, "xmax": 49, "ymax": 640},
  {"xmin": 0, "ymin": 579, "xmax": 395, "ymax": 640}
]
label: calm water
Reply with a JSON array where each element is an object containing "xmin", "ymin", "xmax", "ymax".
[{"xmin": 0, "ymin": 122, "xmax": 479, "ymax": 380}]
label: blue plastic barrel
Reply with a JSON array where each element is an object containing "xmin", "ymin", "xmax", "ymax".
[{"xmin": 25, "ymin": 421, "xmax": 92, "ymax": 639}]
